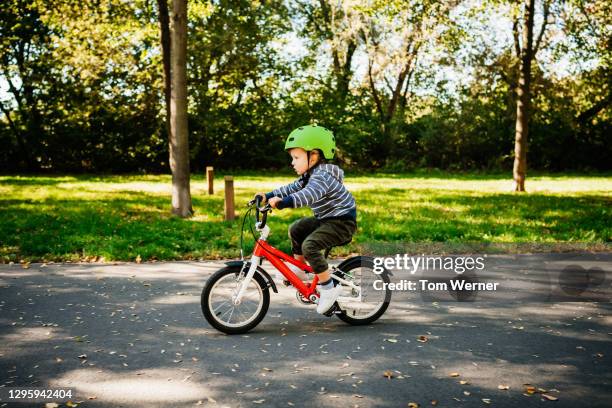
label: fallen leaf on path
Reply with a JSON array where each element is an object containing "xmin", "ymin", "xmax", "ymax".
[
  {"xmin": 449, "ymin": 372, "xmax": 460, "ymax": 377},
  {"xmin": 542, "ymin": 394, "xmax": 558, "ymax": 401},
  {"xmin": 498, "ymin": 384, "xmax": 510, "ymax": 390},
  {"xmin": 482, "ymin": 398, "xmax": 491, "ymax": 404},
  {"xmin": 383, "ymin": 370, "xmax": 395, "ymax": 379},
  {"xmin": 417, "ymin": 335, "xmax": 428, "ymax": 343}
]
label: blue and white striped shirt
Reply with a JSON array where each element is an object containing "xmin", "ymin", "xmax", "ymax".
[{"xmin": 266, "ymin": 164, "xmax": 356, "ymax": 220}]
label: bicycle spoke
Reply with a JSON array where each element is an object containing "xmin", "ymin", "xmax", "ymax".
[
  {"xmin": 218, "ymin": 305, "xmax": 233, "ymax": 320},
  {"xmin": 212, "ymin": 300, "xmax": 230, "ymax": 313},
  {"xmin": 207, "ymin": 272, "xmax": 264, "ymax": 328}
]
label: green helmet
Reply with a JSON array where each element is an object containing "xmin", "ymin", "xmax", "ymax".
[{"xmin": 284, "ymin": 125, "xmax": 336, "ymax": 159}]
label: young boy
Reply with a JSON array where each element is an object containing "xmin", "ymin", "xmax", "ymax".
[{"xmin": 255, "ymin": 125, "xmax": 357, "ymax": 314}]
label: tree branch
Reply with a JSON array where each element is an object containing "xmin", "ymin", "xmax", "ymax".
[
  {"xmin": 576, "ymin": 93, "xmax": 612, "ymax": 124},
  {"xmin": 367, "ymin": 59, "xmax": 384, "ymax": 121},
  {"xmin": 383, "ymin": 74, "xmax": 394, "ymax": 94},
  {"xmin": 401, "ymin": 54, "xmax": 417, "ymax": 107},
  {"xmin": 512, "ymin": 17, "xmax": 521, "ymax": 58},
  {"xmin": 0, "ymin": 100, "xmax": 18, "ymax": 134},
  {"xmin": 533, "ymin": 0, "xmax": 551, "ymax": 57},
  {"xmin": 387, "ymin": 41, "xmax": 419, "ymax": 122}
]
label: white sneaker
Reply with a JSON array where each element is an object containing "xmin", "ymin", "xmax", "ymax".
[{"xmin": 316, "ymin": 284, "xmax": 343, "ymax": 314}]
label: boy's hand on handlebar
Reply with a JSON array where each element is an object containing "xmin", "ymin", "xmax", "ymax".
[
  {"xmin": 268, "ymin": 197, "xmax": 281, "ymax": 209},
  {"xmin": 254, "ymin": 192, "xmax": 267, "ymax": 204}
]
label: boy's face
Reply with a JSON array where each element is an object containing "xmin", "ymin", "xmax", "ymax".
[
  {"xmin": 289, "ymin": 148, "xmax": 309, "ymax": 175},
  {"xmin": 289, "ymin": 148, "xmax": 318, "ymax": 175}
]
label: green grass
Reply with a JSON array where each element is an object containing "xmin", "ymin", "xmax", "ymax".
[{"xmin": 0, "ymin": 172, "xmax": 610, "ymax": 263}]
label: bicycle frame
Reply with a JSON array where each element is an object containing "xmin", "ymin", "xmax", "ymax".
[
  {"xmin": 254, "ymin": 239, "xmax": 319, "ymax": 298},
  {"xmin": 232, "ymin": 221, "xmax": 319, "ymax": 305},
  {"xmin": 232, "ymin": 214, "xmax": 362, "ymax": 306}
]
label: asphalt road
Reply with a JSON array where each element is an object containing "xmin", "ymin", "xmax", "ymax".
[{"xmin": 1, "ymin": 255, "xmax": 611, "ymax": 408}]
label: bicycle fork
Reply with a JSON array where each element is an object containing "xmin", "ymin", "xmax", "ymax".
[{"xmin": 232, "ymin": 256, "xmax": 260, "ymax": 305}]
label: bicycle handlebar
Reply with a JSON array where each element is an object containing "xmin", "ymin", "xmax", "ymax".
[{"xmin": 248, "ymin": 195, "xmax": 272, "ymax": 229}]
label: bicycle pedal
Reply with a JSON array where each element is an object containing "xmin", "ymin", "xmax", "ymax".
[{"xmin": 323, "ymin": 302, "xmax": 341, "ymax": 317}]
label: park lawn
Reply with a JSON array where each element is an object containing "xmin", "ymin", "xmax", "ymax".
[{"xmin": 0, "ymin": 172, "xmax": 610, "ymax": 263}]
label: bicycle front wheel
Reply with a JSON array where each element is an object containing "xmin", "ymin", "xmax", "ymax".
[{"xmin": 201, "ymin": 265, "xmax": 270, "ymax": 334}]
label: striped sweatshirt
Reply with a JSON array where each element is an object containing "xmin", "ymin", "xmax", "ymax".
[{"xmin": 266, "ymin": 164, "xmax": 356, "ymax": 220}]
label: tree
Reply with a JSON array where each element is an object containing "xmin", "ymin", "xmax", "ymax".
[
  {"xmin": 157, "ymin": 0, "xmax": 172, "ymax": 144},
  {"xmin": 0, "ymin": 0, "xmax": 165, "ymax": 173},
  {"xmin": 168, "ymin": 0, "xmax": 193, "ymax": 217},
  {"xmin": 187, "ymin": 0, "xmax": 291, "ymax": 169},
  {"xmin": 0, "ymin": 0, "xmax": 52, "ymax": 170},
  {"xmin": 357, "ymin": 1, "xmax": 456, "ymax": 162},
  {"xmin": 512, "ymin": 0, "xmax": 551, "ymax": 191},
  {"xmin": 298, "ymin": 0, "xmax": 358, "ymax": 104}
]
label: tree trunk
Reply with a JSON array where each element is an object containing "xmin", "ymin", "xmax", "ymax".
[
  {"xmin": 169, "ymin": 0, "xmax": 193, "ymax": 217},
  {"xmin": 513, "ymin": 0, "xmax": 535, "ymax": 192},
  {"xmin": 157, "ymin": 0, "xmax": 172, "ymax": 139}
]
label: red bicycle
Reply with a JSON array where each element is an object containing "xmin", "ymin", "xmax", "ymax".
[{"xmin": 201, "ymin": 197, "xmax": 392, "ymax": 334}]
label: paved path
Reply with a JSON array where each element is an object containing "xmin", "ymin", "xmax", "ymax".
[{"xmin": 1, "ymin": 256, "xmax": 611, "ymax": 407}]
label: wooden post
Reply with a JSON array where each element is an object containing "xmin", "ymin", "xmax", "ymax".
[
  {"xmin": 224, "ymin": 176, "xmax": 235, "ymax": 221},
  {"xmin": 206, "ymin": 166, "xmax": 214, "ymax": 195}
]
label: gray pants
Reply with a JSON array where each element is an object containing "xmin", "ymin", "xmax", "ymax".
[{"xmin": 288, "ymin": 217, "xmax": 357, "ymax": 274}]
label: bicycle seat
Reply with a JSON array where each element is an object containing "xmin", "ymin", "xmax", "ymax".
[{"xmin": 324, "ymin": 238, "xmax": 352, "ymax": 259}]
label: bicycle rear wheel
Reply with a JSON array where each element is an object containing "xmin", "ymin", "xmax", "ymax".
[{"xmin": 333, "ymin": 256, "xmax": 392, "ymax": 325}]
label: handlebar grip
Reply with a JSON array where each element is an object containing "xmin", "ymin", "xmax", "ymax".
[{"xmin": 253, "ymin": 195, "xmax": 263, "ymax": 223}]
